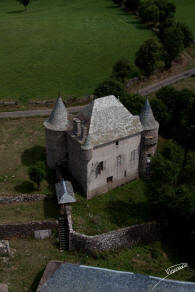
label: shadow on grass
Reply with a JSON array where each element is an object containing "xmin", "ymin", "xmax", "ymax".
[
  {"xmin": 43, "ymin": 198, "xmax": 59, "ymax": 220},
  {"xmin": 105, "ymin": 199, "xmax": 151, "ymax": 227},
  {"xmin": 21, "ymin": 145, "xmax": 56, "ymax": 192},
  {"xmin": 21, "ymin": 146, "xmax": 45, "ymax": 166},
  {"xmin": 7, "ymin": 10, "xmax": 24, "ymax": 14},
  {"xmin": 30, "ymin": 268, "xmax": 45, "ymax": 292},
  {"xmin": 15, "ymin": 181, "xmax": 35, "ymax": 193}
]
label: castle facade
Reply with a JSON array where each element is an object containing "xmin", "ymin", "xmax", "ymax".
[{"xmin": 44, "ymin": 95, "xmax": 159, "ymax": 199}]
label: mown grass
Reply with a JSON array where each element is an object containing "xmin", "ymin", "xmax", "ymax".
[
  {"xmin": 73, "ymin": 179, "xmax": 150, "ymax": 235},
  {"xmin": 0, "ymin": 239, "xmax": 194, "ymax": 292},
  {"xmin": 0, "ymin": 0, "xmax": 151, "ymax": 101},
  {"xmin": 0, "ymin": 200, "xmax": 59, "ymax": 224},
  {"xmin": 173, "ymin": 0, "xmax": 195, "ymax": 36},
  {"xmin": 0, "ymin": 117, "xmax": 52, "ymax": 195},
  {"xmin": 173, "ymin": 75, "xmax": 195, "ymax": 92}
]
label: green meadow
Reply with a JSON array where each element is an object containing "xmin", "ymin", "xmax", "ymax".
[
  {"xmin": 0, "ymin": 0, "xmax": 151, "ymax": 101},
  {"xmin": 173, "ymin": 0, "xmax": 195, "ymax": 37}
]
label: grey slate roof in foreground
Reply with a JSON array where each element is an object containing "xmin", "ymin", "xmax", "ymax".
[
  {"xmin": 39, "ymin": 263, "xmax": 195, "ymax": 292},
  {"xmin": 44, "ymin": 97, "xmax": 69, "ymax": 131},
  {"xmin": 79, "ymin": 95, "xmax": 143, "ymax": 147},
  {"xmin": 140, "ymin": 99, "xmax": 159, "ymax": 131}
]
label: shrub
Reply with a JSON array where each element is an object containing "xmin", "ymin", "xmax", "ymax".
[
  {"xmin": 111, "ymin": 59, "xmax": 132, "ymax": 83},
  {"xmin": 94, "ymin": 80, "xmax": 124, "ymax": 99}
]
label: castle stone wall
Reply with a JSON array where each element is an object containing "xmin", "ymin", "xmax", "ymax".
[{"xmin": 86, "ymin": 134, "xmax": 141, "ymax": 199}]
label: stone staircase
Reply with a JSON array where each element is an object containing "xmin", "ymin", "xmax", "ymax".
[{"xmin": 58, "ymin": 216, "xmax": 69, "ymax": 251}]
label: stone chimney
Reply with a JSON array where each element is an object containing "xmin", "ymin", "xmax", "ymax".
[{"xmin": 73, "ymin": 118, "xmax": 81, "ymax": 136}]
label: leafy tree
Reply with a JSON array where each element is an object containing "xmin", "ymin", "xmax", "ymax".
[
  {"xmin": 176, "ymin": 22, "xmax": 193, "ymax": 48},
  {"xmin": 111, "ymin": 59, "xmax": 132, "ymax": 83},
  {"xmin": 28, "ymin": 161, "xmax": 46, "ymax": 191},
  {"xmin": 17, "ymin": 0, "xmax": 31, "ymax": 11},
  {"xmin": 161, "ymin": 25, "xmax": 184, "ymax": 67},
  {"xmin": 113, "ymin": 0, "xmax": 124, "ymax": 6},
  {"xmin": 135, "ymin": 38, "xmax": 162, "ymax": 75},
  {"xmin": 120, "ymin": 93, "xmax": 145, "ymax": 114},
  {"xmin": 141, "ymin": 5, "xmax": 159, "ymax": 24},
  {"xmin": 154, "ymin": 0, "xmax": 176, "ymax": 22},
  {"xmin": 94, "ymin": 79, "xmax": 124, "ymax": 99},
  {"xmin": 150, "ymin": 97, "xmax": 170, "ymax": 134},
  {"xmin": 124, "ymin": 0, "xmax": 140, "ymax": 11}
]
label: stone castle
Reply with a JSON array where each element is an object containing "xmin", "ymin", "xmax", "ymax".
[{"xmin": 44, "ymin": 95, "xmax": 159, "ymax": 199}]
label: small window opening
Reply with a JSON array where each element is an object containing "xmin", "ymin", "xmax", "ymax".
[
  {"xmin": 147, "ymin": 154, "xmax": 151, "ymax": 157},
  {"xmin": 100, "ymin": 161, "xmax": 104, "ymax": 170},
  {"xmin": 107, "ymin": 176, "xmax": 113, "ymax": 183},
  {"xmin": 131, "ymin": 150, "xmax": 136, "ymax": 161},
  {"xmin": 124, "ymin": 170, "xmax": 127, "ymax": 177},
  {"xmin": 115, "ymin": 140, "xmax": 119, "ymax": 146},
  {"xmin": 117, "ymin": 155, "xmax": 122, "ymax": 166}
]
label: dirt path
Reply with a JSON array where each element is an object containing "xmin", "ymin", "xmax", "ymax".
[
  {"xmin": 0, "ymin": 105, "xmax": 85, "ymax": 119},
  {"xmin": 138, "ymin": 68, "xmax": 195, "ymax": 96}
]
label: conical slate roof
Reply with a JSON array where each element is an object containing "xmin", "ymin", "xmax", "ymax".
[
  {"xmin": 44, "ymin": 97, "xmax": 69, "ymax": 131},
  {"xmin": 140, "ymin": 99, "xmax": 159, "ymax": 131}
]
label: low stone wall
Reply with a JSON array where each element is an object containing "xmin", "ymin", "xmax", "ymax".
[
  {"xmin": 0, "ymin": 221, "xmax": 58, "ymax": 239},
  {"xmin": 69, "ymin": 222, "xmax": 161, "ymax": 252},
  {"xmin": 0, "ymin": 194, "xmax": 55, "ymax": 204}
]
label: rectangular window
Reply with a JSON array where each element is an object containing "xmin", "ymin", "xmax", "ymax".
[
  {"xmin": 100, "ymin": 161, "xmax": 104, "ymax": 170},
  {"xmin": 130, "ymin": 150, "xmax": 136, "ymax": 161},
  {"xmin": 124, "ymin": 170, "xmax": 127, "ymax": 177},
  {"xmin": 115, "ymin": 140, "xmax": 119, "ymax": 146},
  {"xmin": 107, "ymin": 176, "xmax": 113, "ymax": 183},
  {"xmin": 117, "ymin": 155, "xmax": 122, "ymax": 166}
]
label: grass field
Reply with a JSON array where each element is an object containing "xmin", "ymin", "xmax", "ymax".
[
  {"xmin": 173, "ymin": 0, "xmax": 195, "ymax": 36},
  {"xmin": 0, "ymin": 0, "xmax": 151, "ymax": 101},
  {"xmin": 0, "ymin": 239, "xmax": 194, "ymax": 292}
]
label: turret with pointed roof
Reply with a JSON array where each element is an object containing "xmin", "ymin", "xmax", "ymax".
[
  {"xmin": 44, "ymin": 97, "xmax": 69, "ymax": 131},
  {"xmin": 139, "ymin": 98, "xmax": 159, "ymax": 178},
  {"xmin": 139, "ymin": 98, "xmax": 159, "ymax": 131},
  {"xmin": 44, "ymin": 96, "xmax": 69, "ymax": 169}
]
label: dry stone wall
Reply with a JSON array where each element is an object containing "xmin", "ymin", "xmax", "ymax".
[
  {"xmin": 0, "ymin": 221, "xmax": 58, "ymax": 239},
  {"xmin": 0, "ymin": 194, "xmax": 55, "ymax": 204},
  {"xmin": 69, "ymin": 222, "xmax": 161, "ymax": 253}
]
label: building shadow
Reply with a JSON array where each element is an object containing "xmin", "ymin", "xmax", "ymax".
[
  {"xmin": 105, "ymin": 198, "xmax": 151, "ymax": 228},
  {"xmin": 43, "ymin": 197, "xmax": 59, "ymax": 220},
  {"xmin": 14, "ymin": 181, "xmax": 35, "ymax": 193},
  {"xmin": 30, "ymin": 268, "xmax": 45, "ymax": 292},
  {"xmin": 21, "ymin": 146, "xmax": 45, "ymax": 166}
]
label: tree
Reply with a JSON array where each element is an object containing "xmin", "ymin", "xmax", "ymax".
[
  {"xmin": 94, "ymin": 79, "xmax": 124, "ymax": 99},
  {"xmin": 150, "ymin": 97, "xmax": 170, "ymax": 134},
  {"xmin": 124, "ymin": 0, "xmax": 140, "ymax": 11},
  {"xmin": 28, "ymin": 161, "xmax": 46, "ymax": 191},
  {"xmin": 161, "ymin": 25, "xmax": 184, "ymax": 67},
  {"xmin": 120, "ymin": 93, "xmax": 145, "ymax": 114},
  {"xmin": 141, "ymin": 5, "xmax": 159, "ymax": 24},
  {"xmin": 176, "ymin": 22, "xmax": 193, "ymax": 48},
  {"xmin": 17, "ymin": 0, "xmax": 31, "ymax": 11},
  {"xmin": 135, "ymin": 38, "xmax": 162, "ymax": 75},
  {"xmin": 111, "ymin": 59, "xmax": 132, "ymax": 83}
]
